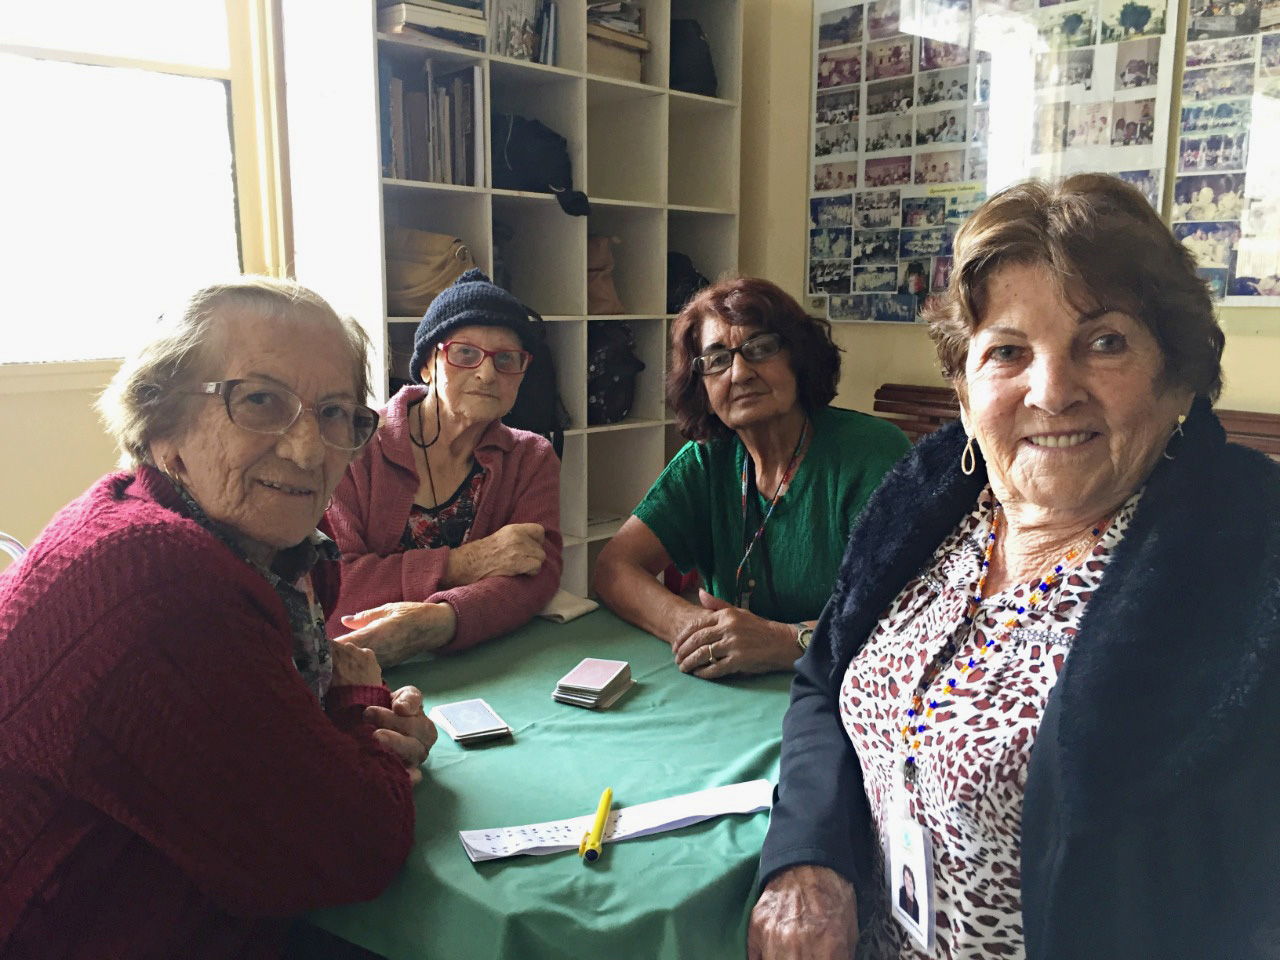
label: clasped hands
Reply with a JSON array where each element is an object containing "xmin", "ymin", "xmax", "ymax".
[
  {"xmin": 331, "ymin": 639, "xmax": 436, "ymax": 786},
  {"xmin": 672, "ymin": 589, "xmax": 803, "ymax": 678}
]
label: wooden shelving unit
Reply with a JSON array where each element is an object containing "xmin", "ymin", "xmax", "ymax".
[{"xmin": 281, "ymin": 0, "xmax": 741, "ymax": 596}]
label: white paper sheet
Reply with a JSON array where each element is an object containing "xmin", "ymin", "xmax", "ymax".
[{"xmin": 458, "ymin": 779, "xmax": 774, "ymax": 863}]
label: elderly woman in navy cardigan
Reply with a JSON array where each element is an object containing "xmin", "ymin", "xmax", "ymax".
[{"xmin": 750, "ymin": 175, "xmax": 1280, "ymax": 959}]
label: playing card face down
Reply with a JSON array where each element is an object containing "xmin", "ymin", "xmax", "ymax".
[
  {"xmin": 556, "ymin": 658, "xmax": 629, "ymax": 693},
  {"xmin": 434, "ymin": 698, "xmax": 508, "ymax": 737}
]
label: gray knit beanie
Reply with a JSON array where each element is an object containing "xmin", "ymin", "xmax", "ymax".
[{"xmin": 410, "ymin": 269, "xmax": 534, "ymax": 383}]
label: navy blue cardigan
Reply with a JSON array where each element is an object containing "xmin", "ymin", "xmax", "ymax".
[{"xmin": 759, "ymin": 398, "xmax": 1280, "ymax": 958}]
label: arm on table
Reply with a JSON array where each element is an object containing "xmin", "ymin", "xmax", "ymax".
[
  {"xmin": 426, "ymin": 436, "xmax": 563, "ymax": 652},
  {"xmin": 325, "ymin": 463, "xmax": 453, "ymax": 629},
  {"xmin": 593, "ymin": 518, "xmax": 801, "ymax": 677},
  {"xmin": 73, "ymin": 554, "xmax": 414, "ymax": 916}
]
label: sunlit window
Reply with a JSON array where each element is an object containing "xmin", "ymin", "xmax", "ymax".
[
  {"xmin": 0, "ymin": 0, "xmax": 228, "ymax": 68},
  {"xmin": 0, "ymin": 0, "xmax": 250, "ymax": 364}
]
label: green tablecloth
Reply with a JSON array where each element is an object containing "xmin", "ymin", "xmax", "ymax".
[{"xmin": 309, "ymin": 610, "xmax": 792, "ymax": 960}]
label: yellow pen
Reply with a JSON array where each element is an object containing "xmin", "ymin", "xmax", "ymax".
[{"xmin": 578, "ymin": 787, "xmax": 613, "ymax": 863}]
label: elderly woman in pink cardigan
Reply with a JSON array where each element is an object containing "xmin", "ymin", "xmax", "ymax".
[{"xmin": 327, "ymin": 270, "xmax": 562, "ymax": 664}]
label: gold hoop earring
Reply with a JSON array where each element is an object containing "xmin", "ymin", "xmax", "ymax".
[
  {"xmin": 960, "ymin": 435, "xmax": 977, "ymax": 476},
  {"xmin": 1163, "ymin": 413, "xmax": 1187, "ymax": 460}
]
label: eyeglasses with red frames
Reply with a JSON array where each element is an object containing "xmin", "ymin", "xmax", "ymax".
[{"xmin": 440, "ymin": 340, "xmax": 532, "ymax": 374}]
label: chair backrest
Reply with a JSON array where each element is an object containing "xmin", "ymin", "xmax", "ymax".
[
  {"xmin": 0, "ymin": 532, "xmax": 27, "ymax": 565},
  {"xmin": 872, "ymin": 382, "xmax": 960, "ymax": 442}
]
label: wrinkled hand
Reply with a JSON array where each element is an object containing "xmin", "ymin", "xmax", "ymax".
[
  {"xmin": 340, "ymin": 601, "xmax": 458, "ymax": 666},
  {"xmin": 443, "ymin": 522, "xmax": 546, "ymax": 587},
  {"xmin": 747, "ymin": 865, "xmax": 859, "ymax": 960},
  {"xmin": 671, "ymin": 590, "xmax": 800, "ymax": 678},
  {"xmin": 364, "ymin": 685, "xmax": 437, "ymax": 786},
  {"xmin": 329, "ymin": 639, "xmax": 383, "ymax": 687}
]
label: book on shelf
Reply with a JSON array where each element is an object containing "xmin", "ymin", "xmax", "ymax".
[
  {"xmin": 378, "ymin": 3, "xmax": 487, "ymax": 50},
  {"xmin": 377, "ymin": 0, "xmax": 485, "ymax": 18},
  {"xmin": 378, "ymin": 55, "xmax": 394, "ymax": 177},
  {"xmin": 490, "ymin": 0, "xmax": 543, "ymax": 61},
  {"xmin": 586, "ymin": 22, "xmax": 649, "ymax": 51},
  {"xmin": 389, "ymin": 76, "xmax": 407, "ymax": 178},
  {"xmin": 537, "ymin": 0, "xmax": 558, "ymax": 65}
]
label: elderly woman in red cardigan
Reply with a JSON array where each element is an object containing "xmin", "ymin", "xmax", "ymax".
[
  {"xmin": 0, "ymin": 278, "xmax": 434, "ymax": 958},
  {"xmin": 326, "ymin": 269, "xmax": 563, "ymax": 665}
]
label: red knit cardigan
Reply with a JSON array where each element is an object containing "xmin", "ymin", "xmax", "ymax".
[
  {"xmin": 0, "ymin": 467, "xmax": 414, "ymax": 959},
  {"xmin": 325, "ymin": 384, "xmax": 563, "ymax": 650}
]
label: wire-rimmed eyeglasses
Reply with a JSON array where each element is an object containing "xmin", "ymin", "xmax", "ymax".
[
  {"xmin": 196, "ymin": 379, "xmax": 380, "ymax": 451},
  {"xmin": 693, "ymin": 332, "xmax": 784, "ymax": 375}
]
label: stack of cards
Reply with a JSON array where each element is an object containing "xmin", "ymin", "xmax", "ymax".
[
  {"xmin": 553, "ymin": 658, "xmax": 634, "ymax": 709},
  {"xmin": 428, "ymin": 698, "xmax": 512, "ymax": 745}
]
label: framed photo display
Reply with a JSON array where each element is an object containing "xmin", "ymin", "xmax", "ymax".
[
  {"xmin": 809, "ymin": 0, "xmax": 1188, "ymax": 322},
  {"xmin": 1175, "ymin": 11, "xmax": 1280, "ymax": 303}
]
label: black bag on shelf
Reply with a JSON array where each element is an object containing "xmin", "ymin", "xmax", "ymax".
[
  {"xmin": 669, "ymin": 20, "xmax": 717, "ymax": 97},
  {"xmin": 667, "ymin": 251, "xmax": 711, "ymax": 314},
  {"xmin": 502, "ymin": 313, "xmax": 571, "ymax": 457},
  {"xmin": 587, "ymin": 321, "xmax": 646, "ymax": 425},
  {"xmin": 491, "ymin": 111, "xmax": 590, "ymax": 216}
]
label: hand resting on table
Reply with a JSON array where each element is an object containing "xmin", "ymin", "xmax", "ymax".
[
  {"xmin": 672, "ymin": 590, "xmax": 803, "ymax": 679},
  {"xmin": 748, "ymin": 865, "xmax": 859, "ymax": 960}
]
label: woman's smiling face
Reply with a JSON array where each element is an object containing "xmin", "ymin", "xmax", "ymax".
[{"xmin": 961, "ymin": 262, "xmax": 1191, "ymax": 520}]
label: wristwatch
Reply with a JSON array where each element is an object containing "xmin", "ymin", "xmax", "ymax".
[{"xmin": 795, "ymin": 624, "xmax": 815, "ymax": 653}]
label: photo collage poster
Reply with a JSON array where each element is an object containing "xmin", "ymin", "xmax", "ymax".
[
  {"xmin": 809, "ymin": 0, "xmax": 1178, "ymax": 322},
  {"xmin": 1176, "ymin": 5, "xmax": 1280, "ymax": 302}
]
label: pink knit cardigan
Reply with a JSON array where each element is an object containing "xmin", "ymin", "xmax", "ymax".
[{"xmin": 325, "ymin": 384, "xmax": 562, "ymax": 651}]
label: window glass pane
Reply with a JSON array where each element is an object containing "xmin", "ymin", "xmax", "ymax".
[
  {"xmin": 0, "ymin": 56, "xmax": 241, "ymax": 363},
  {"xmin": 0, "ymin": 0, "xmax": 228, "ymax": 69}
]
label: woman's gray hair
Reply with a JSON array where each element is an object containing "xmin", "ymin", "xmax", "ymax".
[{"xmin": 97, "ymin": 276, "xmax": 373, "ymax": 468}]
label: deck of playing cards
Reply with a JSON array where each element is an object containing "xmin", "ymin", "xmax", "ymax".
[
  {"xmin": 553, "ymin": 658, "xmax": 634, "ymax": 709},
  {"xmin": 428, "ymin": 698, "xmax": 513, "ymax": 744}
]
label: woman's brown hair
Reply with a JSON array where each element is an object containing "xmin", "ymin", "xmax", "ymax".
[
  {"xmin": 922, "ymin": 173, "xmax": 1224, "ymax": 400},
  {"xmin": 667, "ymin": 276, "xmax": 841, "ymax": 442}
]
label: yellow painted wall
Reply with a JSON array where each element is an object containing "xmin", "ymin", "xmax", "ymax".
[
  {"xmin": 742, "ymin": 0, "xmax": 1280, "ymax": 416},
  {"xmin": 0, "ymin": 364, "xmax": 121, "ymax": 553}
]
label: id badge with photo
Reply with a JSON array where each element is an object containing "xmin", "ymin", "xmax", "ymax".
[{"xmin": 885, "ymin": 791, "xmax": 936, "ymax": 951}]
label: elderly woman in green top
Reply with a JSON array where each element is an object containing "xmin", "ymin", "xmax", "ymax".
[{"xmin": 594, "ymin": 277, "xmax": 909, "ymax": 678}]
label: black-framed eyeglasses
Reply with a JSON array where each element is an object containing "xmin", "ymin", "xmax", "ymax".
[
  {"xmin": 196, "ymin": 379, "xmax": 380, "ymax": 451},
  {"xmin": 440, "ymin": 340, "xmax": 532, "ymax": 374},
  {"xmin": 693, "ymin": 332, "xmax": 784, "ymax": 375}
]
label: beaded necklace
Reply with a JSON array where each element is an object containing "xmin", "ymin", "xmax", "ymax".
[{"xmin": 899, "ymin": 500, "xmax": 1112, "ymax": 785}]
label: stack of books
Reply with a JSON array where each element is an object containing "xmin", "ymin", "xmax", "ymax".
[
  {"xmin": 553, "ymin": 658, "xmax": 634, "ymax": 709},
  {"xmin": 378, "ymin": 2, "xmax": 486, "ymax": 51},
  {"xmin": 587, "ymin": 0, "xmax": 641, "ymax": 34},
  {"xmin": 585, "ymin": 1, "xmax": 648, "ymax": 81},
  {"xmin": 378, "ymin": 54, "xmax": 485, "ymax": 185}
]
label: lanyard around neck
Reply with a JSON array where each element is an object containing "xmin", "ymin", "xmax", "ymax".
[{"xmin": 735, "ymin": 419, "xmax": 809, "ymax": 603}]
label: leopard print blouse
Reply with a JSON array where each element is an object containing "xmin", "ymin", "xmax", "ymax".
[{"xmin": 840, "ymin": 487, "xmax": 1141, "ymax": 959}]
